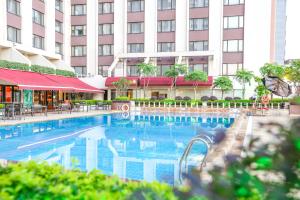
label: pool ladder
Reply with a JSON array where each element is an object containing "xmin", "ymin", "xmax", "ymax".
[{"xmin": 179, "ymin": 135, "xmax": 213, "ymax": 183}]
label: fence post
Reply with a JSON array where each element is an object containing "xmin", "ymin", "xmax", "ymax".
[{"xmin": 159, "ymin": 101, "xmax": 161, "ymax": 108}]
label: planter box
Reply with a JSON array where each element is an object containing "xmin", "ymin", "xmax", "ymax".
[
  {"xmin": 290, "ymin": 104, "xmax": 300, "ymax": 115},
  {"xmin": 112, "ymin": 101, "xmax": 131, "ymax": 111}
]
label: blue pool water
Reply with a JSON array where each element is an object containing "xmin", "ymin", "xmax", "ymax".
[{"xmin": 0, "ymin": 113, "xmax": 234, "ymax": 184}]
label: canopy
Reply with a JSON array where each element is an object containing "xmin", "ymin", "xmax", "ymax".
[
  {"xmin": 176, "ymin": 76, "xmax": 213, "ymax": 86},
  {"xmin": 0, "ymin": 68, "xmax": 103, "ymax": 93},
  {"xmin": 263, "ymin": 76, "xmax": 292, "ymax": 97},
  {"xmin": 139, "ymin": 76, "xmax": 213, "ymax": 87},
  {"xmin": 105, "ymin": 77, "xmax": 139, "ymax": 87}
]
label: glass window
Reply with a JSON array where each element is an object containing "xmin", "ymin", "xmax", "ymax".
[
  {"xmin": 224, "ymin": 0, "xmax": 244, "ymax": 6},
  {"xmin": 98, "ymin": 66, "xmax": 109, "ymax": 77},
  {"xmin": 55, "ymin": 20, "xmax": 63, "ymax": 33},
  {"xmin": 32, "ymin": 9, "xmax": 44, "ymax": 26},
  {"xmin": 99, "ymin": 2, "xmax": 114, "ymax": 14},
  {"xmin": 71, "ymin": 25, "xmax": 86, "ymax": 36},
  {"xmin": 223, "ymin": 40, "xmax": 243, "ymax": 52},
  {"xmin": 157, "ymin": 42, "xmax": 175, "ymax": 52},
  {"xmin": 190, "ymin": 0, "xmax": 209, "ymax": 8},
  {"xmin": 189, "ymin": 64, "xmax": 208, "ymax": 74},
  {"xmin": 224, "ymin": 16, "xmax": 243, "ymax": 29},
  {"xmin": 73, "ymin": 66, "xmax": 87, "ymax": 77},
  {"xmin": 7, "ymin": 26, "xmax": 21, "ymax": 43},
  {"xmin": 32, "ymin": 35, "xmax": 44, "ymax": 49},
  {"xmin": 157, "ymin": 20, "xmax": 175, "ymax": 32},
  {"xmin": 190, "ymin": 18, "xmax": 209, "ymax": 31},
  {"xmin": 128, "ymin": 0, "xmax": 144, "ymax": 12},
  {"xmin": 71, "ymin": 4, "xmax": 86, "ymax": 15},
  {"xmin": 158, "ymin": 0, "xmax": 176, "ymax": 10},
  {"xmin": 127, "ymin": 65, "xmax": 139, "ymax": 76},
  {"xmin": 7, "ymin": 0, "xmax": 20, "ymax": 15},
  {"xmin": 71, "ymin": 46, "xmax": 86, "ymax": 56},
  {"xmin": 128, "ymin": 22, "xmax": 144, "ymax": 34},
  {"xmin": 55, "ymin": 0, "xmax": 63, "ymax": 12},
  {"xmin": 157, "ymin": 65, "xmax": 171, "ymax": 76},
  {"xmin": 99, "ymin": 44, "xmax": 114, "ymax": 56},
  {"xmin": 55, "ymin": 42, "xmax": 63, "ymax": 55},
  {"xmin": 99, "ymin": 24, "xmax": 114, "ymax": 35},
  {"xmin": 222, "ymin": 63, "xmax": 243, "ymax": 75},
  {"xmin": 127, "ymin": 43, "xmax": 144, "ymax": 53},
  {"xmin": 189, "ymin": 41, "xmax": 208, "ymax": 51}
]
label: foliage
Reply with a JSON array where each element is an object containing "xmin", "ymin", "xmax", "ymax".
[
  {"xmin": 285, "ymin": 60, "xmax": 300, "ymax": 95},
  {"xmin": 213, "ymin": 76, "xmax": 233, "ymax": 99},
  {"xmin": 290, "ymin": 96, "xmax": 300, "ymax": 105},
  {"xmin": 165, "ymin": 64, "xmax": 188, "ymax": 98},
  {"xmin": 259, "ymin": 63, "xmax": 285, "ymax": 78},
  {"xmin": 30, "ymin": 65, "xmax": 56, "ymax": 74},
  {"xmin": 0, "ymin": 104, "xmax": 4, "ymax": 109},
  {"xmin": 71, "ymin": 100, "xmax": 112, "ymax": 105},
  {"xmin": 114, "ymin": 96, "xmax": 130, "ymax": 101},
  {"xmin": 112, "ymin": 78, "xmax": 131, "ymax": 97},
  {"xmin": 235, "ymin": 69, "xmax": 255, "ymax": 99},
  {"xmin": 179, "ymin": 118, "xmax": 300, "ymax": 200},
  {"xmin": 137, "ymin": 63, "xmax": 157, "ymax": 98},
  {"xmin": 0, "ymin": 161, "xmax": 177, "ymax": 200},
  {"xmin": 0, "ymin": 60, "xmax": 30, "ymax": 71},
  {"xmin": 254, "ymin": 76, "xmax": 271, "ymax": 98},
  {"xmin": 185, "ymin": 71, "xmax": 208, "ymax": 100},
  {"xmin": 56, "ymin": 69, "xmax": 76, "ymax": 77}
]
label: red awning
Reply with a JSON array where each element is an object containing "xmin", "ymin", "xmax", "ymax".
[
  {"xmin": 105, "ymin": 77, "xmax": 139, "ymax": 87},
  {"xmin": 0, "ymin": 68, "xmax": 103, "ymax": 93},
  {"xmin": 140, "ymin": 77, "xmax": 172, "ymax": 86},
  {"xmin": 176, "ymin": 76, "xmax": 213, "ymax": 86}
]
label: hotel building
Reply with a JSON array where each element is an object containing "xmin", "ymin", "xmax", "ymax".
[{"xmin": 0, "ymin": 0, "xmax": 298, "ymax": 101}]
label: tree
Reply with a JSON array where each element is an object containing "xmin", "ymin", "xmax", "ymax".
[
  {"xmin": 164, "ymin": 64, "xmax": 188, "ymax": 99},
  {"xmin": 260, "ymin": 63, "xmax": 285, "ymax": 78},
  {"xmin": 112, "ymin": 78, "xmax": 131, "ymax": 97},
  {"xmin": 254, "ymin": 76, "xmax": 270, "ymax": 98},
  {"xmin": 285, "ymin": 60, "xmax": 300, "ymax": 96},
  {"xmin": 213, "ymin": 76, "xmax": 233, "ymax": 99},
  {"xmin": 234, "ymin": 69, "xmax": 255, "ymax": 99},
  {"xmin": 184, "ymin": 70, "xmax": 208, "ymax": 100},
  {"xmin": 137, "ymin": 63, "xmax": 157, "ymax": 98}
]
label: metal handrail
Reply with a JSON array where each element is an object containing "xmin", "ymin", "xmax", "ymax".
[{"xmin": 179, "ymin": 134, "xmax": 213, "ymax": 183}]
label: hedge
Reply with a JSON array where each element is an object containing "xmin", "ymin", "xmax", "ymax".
[
  {"xmin": 31, "ymin": 65, "xmax": 56, "ymax": 74},
  {"xmin": 71, "ymin": 100, "xmax": 112, "ymax": 105},
  {"xmin": 56, "ymin": 69, "xmax": 76, "ymax": 77},
  {"xmin": 0, "ymin": 60, "xmax": 30, "ymax": 71}
]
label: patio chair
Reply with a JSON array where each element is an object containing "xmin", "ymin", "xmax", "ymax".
[
  {"xmin": 31, "ymin": 104, "xmax": 47, "ymax": 116},
  {"xmin": 96, "ymin": 102, "xmax": 105, "ymax": 110},
  {"xmin": 57, "ymin": 103, "xmax": 72, "ymax": 114}
]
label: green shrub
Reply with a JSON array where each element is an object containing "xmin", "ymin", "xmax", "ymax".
[
  {"xmin": 56, "ymin": 69, "xmax": 76, "ymax": 77},
  {"xmin": 31, "ymin": 65, "xmax": 56, "ymax": 74},
  {"xmin": 0, "ymin": 104, "xmax": 4, "ymax": 109},
  {"xmin": 0, "ymin": 60, "xmax": 30, "ymax": 71},
  {"xmin": 0, "ymin": 161, "xmax": 178, "ymax": 200},
  {"xmin": 71, "ymin": 100, "xmax": 112, "ymax": 105},
  {"xmin": 114, "ymin": 96, "xmax": 130, "ymax": 101}
]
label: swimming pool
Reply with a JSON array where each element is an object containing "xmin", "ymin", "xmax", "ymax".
[{"xmin": 0, "ymin": 113, "xmax": 235, "ymax": 185}]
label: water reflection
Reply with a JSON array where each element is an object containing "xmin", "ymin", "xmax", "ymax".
[{"xmin": 0, "ymin": 113, "xmax": 235, "ymax": 184}]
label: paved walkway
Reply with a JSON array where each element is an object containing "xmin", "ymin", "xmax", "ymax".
[{"xmin": 0, "ymin": 110, "xmax": 120, "ymax": 126}]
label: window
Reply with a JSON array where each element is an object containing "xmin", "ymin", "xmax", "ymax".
[
  {"xmin": 99, "ymin": 44, "xmax": 114, "ymax": 56},
  {"xmin": 189, "ymin": 41, "xmax": 208, "ymax": 51},
  {"xmin": 71, "ymin": 46, "xmax": 86, "ymax": 56},
  {"xmin": 157, "ymin": 42, "xmax": 175, "ymax": 52},
  {"xmin": 32, "ymin": 10, "xmax": 44, "ymax": 26},
  {"xmin": 157, "ymin": 20, "xmax": 175, "ymax": 32},
  {"xmin": 223, "ymin": 40, "xmax": 243, "ymax": 52},
  {"xmin": 71, "ymin": 4, "xmax": 86, "ymax": 15},
  {"xmin": 55, "ymin": 0, "xmax": 63, "ymax": 12},
  {"xmin": 55, "ymin": 42, "xmax": 63, "ymax": 55},
  {"xmin": 32, "ymin": 35, "xmax": 44, "ymax": 49},
  {"xmin": 189, "ymin": 64, "xmax": 208, "ymax": 74},
  {"xmin": 55, "ymin": 20, "xmax": 63, "ymax": 33},
  {"xmin": 7, "ymin": 0, "xmax": 20, "ymax": 15},
  {"xmin": 73, "ymin": 66, "xmax": 87, "ymax": 77},
  {"xmin": 127, "ymin": 65, "xmax": 139, "ymax": 76},
  {"xmin": 158, "ymin": 65, "xmax": 171, "ymax": 76},
  {"xmin": 71, "ymin": 25, "xmax": 86, "ymax": 36},
  {"xmin": 128, "ymin": 22, "xmax": 144, "ymax": 34},
  {"xmin": 224, "ymin": 0, "xmax": 244, "ymax": 5},
  {"xmin": 128, "ymin": 0, "xmax": 144, "ymax": 12},
  {"xmin": 190, "ymin": 18, "xmax": 209, "ymax": 31},
  {"xmin": 99, "ymin": 24, "xmax": 114, "ymax": 35},
  {"xmin": 99, "ymin": 2, "xmax": 114, "ymax": 14},
  {"xmin": 7, "ymin": 26, "xmax": 21, "ymax": 43},
  {"xmin": 222, "ymin": 63, "xmax": 243, "ymax": 75},
  {"xmin": 98, "ymin": 66, "xmax": 109, "ymax": 77},
  {"xmin": 190, "ymin": 0, "xmax": 209, "ymax": 8},
  {"xmin": 127, "ymin": 43, "xmax": 144, "ymax": 53},
  {"xmin": 158, "ymin": 0, "xmax": 176, "ymax": 10},
  {"xmin": 224, "ymin": 16, "xmax": 243, "ymax": 29}
]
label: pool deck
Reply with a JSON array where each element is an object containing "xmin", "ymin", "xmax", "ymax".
[{"xmin": 0, "ymin": 110, "xmax": 121, "ymax": 126}]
